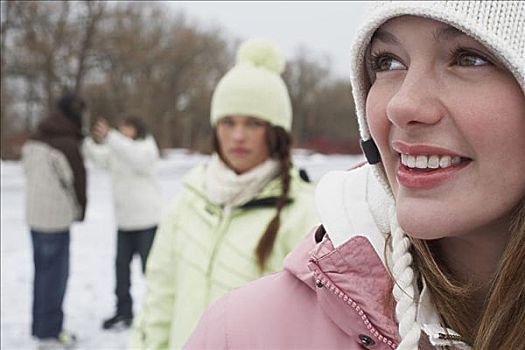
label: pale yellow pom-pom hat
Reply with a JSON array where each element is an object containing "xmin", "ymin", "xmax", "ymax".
[{"xmin": 210, "ymin": 38, "xmax": 292, "ymax": 131}]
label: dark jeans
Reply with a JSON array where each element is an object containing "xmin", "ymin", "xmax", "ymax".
[
  {"xmin": 115, "ymin": 226, "xmax": 156, "ymax": 317},
  {"xmin": 30, "ymin": 230, "xmax": 70, "ymax": 339}
]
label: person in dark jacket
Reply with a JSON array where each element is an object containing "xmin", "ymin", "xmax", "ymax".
[{"xmin": 22, "ymin": 93, "xmax": 87, "ymax": 349}]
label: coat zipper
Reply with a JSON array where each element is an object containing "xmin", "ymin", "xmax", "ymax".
[
  {"xmin": 438, "ymin": 333, "xmax": 464, "ymax": 342},
  {"xmin": 311, "ymin": 266, "xmax": 398, "ymax": 349},
  {"xmin": 204, "ymin": 206, "xmax": 232, "ymax": 302}
]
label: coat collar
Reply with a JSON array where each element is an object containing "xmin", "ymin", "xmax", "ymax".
[
  {"xmin": 284, "ymin": 228, "xmax": 473, "ymax": 349},
  {"xmin": 289, "ymin": 164, "xmax": 471, "ymax": 349},
  {"xmin": 32, "ymin": 112, "xmax": 83, "ymax": 141},
  {"xmin": 183, "ymin": 160, "xmax": 304, "ymax": 207},
  {"xmin": 284, "ymin": 229, "xmax": 400, "ymax": 345}
]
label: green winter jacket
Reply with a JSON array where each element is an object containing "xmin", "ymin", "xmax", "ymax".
[{"xmin": 130, "ymin": 162, "xmax": 318, "ymax": 349}]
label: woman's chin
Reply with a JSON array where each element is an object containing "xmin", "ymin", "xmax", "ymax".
[{"xmin": 396, "ymin": 206, "xmax": 452, "ymax": 241}]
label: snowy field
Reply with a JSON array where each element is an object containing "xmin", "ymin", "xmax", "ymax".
[{"xmin": 1, "ymin": 150, "xmax": 363, "ymax": 350}]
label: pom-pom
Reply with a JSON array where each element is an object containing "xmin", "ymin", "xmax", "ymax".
[{"xmin": 236, "ymin": 38, "xmax": 285, "ymax": 74}]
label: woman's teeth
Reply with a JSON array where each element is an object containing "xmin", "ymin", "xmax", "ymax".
[{"xmin": 400, "ymin": 154, "xmax": 462, "ymax": 169}]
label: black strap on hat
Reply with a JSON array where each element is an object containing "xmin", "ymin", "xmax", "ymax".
[{"xmin": 360, "ymin": 138, "xmax": 381, "ymax": 165}]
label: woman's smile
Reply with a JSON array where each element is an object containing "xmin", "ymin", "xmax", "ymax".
[{"xmin": 393, "ymin": 141, "xmax": 472, "ymax": 189}]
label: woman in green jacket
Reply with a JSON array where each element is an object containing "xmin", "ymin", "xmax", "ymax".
[{"xmin": 130, "ymin": 38, "xmax": 319, "ymax": 349}]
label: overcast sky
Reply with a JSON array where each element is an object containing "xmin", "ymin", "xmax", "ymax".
[{"xmin": 166, "ymin": 2, "xmax": 373, "ymax": 79}]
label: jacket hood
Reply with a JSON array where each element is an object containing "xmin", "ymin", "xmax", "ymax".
[
  {"xmin": 33, "ymin": 112, "xmax": 84, "ymax": 141},
  {"xmin": 315, "ymin": 164, "xmax": 394, "ymax": 260},
  {"xmin": 283, "ymin": 164, "xmax": 471, "ymax": 349},
  {"xmin": 283, "ymin": 223, "xmax": 400, "ymax": 346},
  {"xmin": 283, "ymin": 164, "xmax": 400, "ymax": 344}
]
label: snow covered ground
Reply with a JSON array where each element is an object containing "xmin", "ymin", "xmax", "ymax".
[{"xmin": 1, "ymin": 150, "xmax": 362, "ymax": 349}]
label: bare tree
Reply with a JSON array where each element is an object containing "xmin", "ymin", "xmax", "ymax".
[
  {"xmin": 1, "ymin": 1, "xmax": 14, "ymax": 156},
  {"xmin": 88, "ymin": 2, "xmax": 232, "ymax": 149},
  {"xmin": 283, "ymin": 47, "xmax": 330, "ymax": 145},
  {"xmin": 2, "ymin": 1, "xmax": 359, "ymax": 159},
  {"xmin": 74, "ymin": 1, "xmax": 106, "ymax": 94},
  {"xmin": 3, "ymin": 1, "xmax": 106, "ymax": 113}
]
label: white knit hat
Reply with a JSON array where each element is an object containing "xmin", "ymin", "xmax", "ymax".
[
  {"xmin": 210, "ymin": 38, "xmax": 292, "ymax": 131},
  {"xmin": 349, "ymin": 2, "xmax": 525, "ymax": 349}
]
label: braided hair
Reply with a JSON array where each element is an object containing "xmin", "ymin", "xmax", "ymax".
[
  {"xmin": 255, "ymin": 125, "xmax": 292, "ymax": 270},
  {"xmin": 212, "ymin": 124, "xmax": 292, "ymax": 270}
]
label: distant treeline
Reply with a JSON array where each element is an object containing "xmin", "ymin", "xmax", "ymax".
[{"xmin": 0, "ymin": 1, "xmax": 360, "ymax": 159}]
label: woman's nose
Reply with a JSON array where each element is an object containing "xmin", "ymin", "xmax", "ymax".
[
  {"xmin": 386, "ymin": 69, "xmax": 446, "ymax": 130},
  {"xmin": 232, "ymin": 125, "xmax": 247, "ymax": 140}
]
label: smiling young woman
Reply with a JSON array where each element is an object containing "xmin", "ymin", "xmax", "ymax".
[
  {"xmin": 351, "ymin": 2, "xmax": 525, "ymax": 349},
  {"xmin": 184, "ymin": 2, "xmax": 524, "ymax": 350},
  {"xmin": 363, "ymin": 14, "xmax": 525, "ymax": 349}
]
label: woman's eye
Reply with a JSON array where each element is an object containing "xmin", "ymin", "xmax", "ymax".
[
  {"xmin": 246, "ymin": 119, "xmax": 265, "ymax": 128},
  {"xmin": 455, "ymin": 51, "xmax": 489, "ymax": 67},
  {"xmin": 219, "ymin": 118, "xmax": 235, "ymax": 127},
  {"xmin": 370, "ymin": 53, "xmax": 405, "ymax": 72}
]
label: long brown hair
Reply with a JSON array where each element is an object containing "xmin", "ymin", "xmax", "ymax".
[
  {"xmin": 410, "ymin": 198, "xmax": 525, "ymax": 349},
  {"xmin": 212, "ymin": 124, "xmax": 292, "ymax": 270}
]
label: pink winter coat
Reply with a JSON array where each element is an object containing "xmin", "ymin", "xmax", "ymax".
[
  {"xmin": 185, "ymin": 226, "xmax": 401, "ymax": 349},
  {"xmin": 185, "ymin": 165, "xmax": 451, "ymax": 350}
]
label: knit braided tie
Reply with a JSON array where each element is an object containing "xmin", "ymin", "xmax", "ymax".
[{"xmin": 390, "ymin": 207, "xmax": 421, "ymax": 350}]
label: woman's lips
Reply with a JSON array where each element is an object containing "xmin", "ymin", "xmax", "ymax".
[
  {"xmin": 397, "ymin": 161, "xmax": 471, "ymax": 189},
  {"xmin": 392, "ymin": 140, "xmax": 468, "ymax": 158},
  {"xmin": 229, "ymin": 148, "xmax": 250, "ymax": 156},
  {"xmin": 392, "ymin": 140, "xmax": 473, "ymax": 189}
]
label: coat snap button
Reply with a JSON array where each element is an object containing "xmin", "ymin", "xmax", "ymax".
[
  {"xmin": 315, "ymin": 279, "xmax": 324, "ymax": 288},
  {"xmin": 359, "ymin": 334, "xmax": 375, "ymax": 347}
]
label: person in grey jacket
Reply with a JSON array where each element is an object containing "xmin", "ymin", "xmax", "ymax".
[
  {"xmin": 22, "ymin": 93, "xmax": 87, "ymax": 349},
  {"xmin": 83, "ymin": 115, "xmax": 161, "ymax": 330}
]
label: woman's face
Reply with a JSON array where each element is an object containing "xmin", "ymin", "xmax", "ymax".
[
  {"xmin": 366, "ymin": 16, "xmax": 525, "ymax": 240},
  {"xmin": 118, "ymin": 123, "xmax": 137, "ymax": 139},
  {"xmin": 216, "ymin": 115, "xmax": 270, "ymax": 174}
]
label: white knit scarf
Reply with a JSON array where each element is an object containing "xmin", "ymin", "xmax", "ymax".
[{"xmin": 204, "ymin": 154, "xmax": 281, "ymax": 208}]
